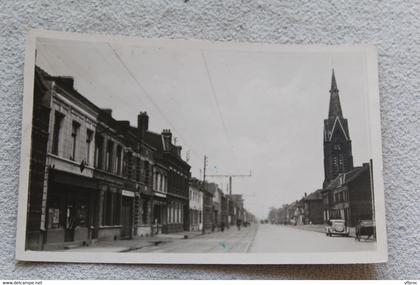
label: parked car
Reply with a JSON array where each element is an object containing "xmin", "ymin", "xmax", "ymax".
[
  {"xmin": 326, "ymin": 219, "xmax": 349, "ymax": 237},
  {"xmin": 355, "ymin": 220, "xmax": 376, "ymax": 241}
]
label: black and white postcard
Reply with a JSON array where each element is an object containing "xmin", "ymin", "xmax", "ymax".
[{"xmin": 16, "ymin": 30, "xmax": 387, "ymax": 264}]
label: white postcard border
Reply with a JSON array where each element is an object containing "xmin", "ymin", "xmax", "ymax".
[{"xmin": 15, "ymin": 29, "xmax": 388, "ymax": 264}]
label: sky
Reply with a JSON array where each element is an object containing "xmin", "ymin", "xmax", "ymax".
[{"xmin": 35, "ymin": 37, "xmax": 372, "ymax": 219}]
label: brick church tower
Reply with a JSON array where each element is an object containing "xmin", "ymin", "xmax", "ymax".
[{"xmin": 323, "ymin": 69, "xmax": 354, "ymax": 188}]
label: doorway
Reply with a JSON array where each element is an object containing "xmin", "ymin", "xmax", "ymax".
[{"xmin": 121, "ymin": 196, "xmax": 133, "ymax": 239}]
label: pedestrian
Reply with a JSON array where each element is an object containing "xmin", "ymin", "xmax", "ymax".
[
  {"xmin": 236, "ymin": 219, "xmax": 241, "ymax": 231},
  {"xmin": 221, "ymin": 222, "xmax": 225, "ymax": 232}
]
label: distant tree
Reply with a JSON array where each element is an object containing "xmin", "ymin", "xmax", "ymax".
[{"xmin": 268, "ymin": 207, "xmax": 278, "ymax": 223}]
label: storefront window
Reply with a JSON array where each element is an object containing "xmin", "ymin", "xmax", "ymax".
[
  {"xmin": 48, "ymin": 208, "xmax": 61, "ymax": 229},
  {"xmin": 142, "ymin": 199, "xmax": 148, "ymax": 224},
  {"xmin": 77, "ymin": 204, "xmax": 88, "ymax": 227}
]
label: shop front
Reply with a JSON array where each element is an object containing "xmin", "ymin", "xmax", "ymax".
[
  {"xmin": 44, "ymin": 169, "xmax": 97, "ymax": 250},
  {"xmin": 151, "ymin": 193, "xmax": 167, "ymax": 235}
]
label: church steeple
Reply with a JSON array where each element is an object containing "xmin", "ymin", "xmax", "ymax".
[
  {"xmin": 323, "ymin": 68, "xmax": 353, "ymax": 188},
  {"xmin": 328, "ymin": 69, "xmax": 343, "ymax": 118}
]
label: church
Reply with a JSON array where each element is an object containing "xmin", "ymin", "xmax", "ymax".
[{"xmin": 321, "ymin": 70, "xmax": 375, "ymax": 227}]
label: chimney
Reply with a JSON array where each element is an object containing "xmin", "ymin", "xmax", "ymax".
[
  {"xmin": 137, "ymin": 112, "xmax": 149, "ymax": 138},
  {"xmin": 56, "ymin": 76, "xmax": 74, "ymax": 89},
  {"xmin": 102, "ymin": 109, "xmax": 113, "ymax": 117},
  {"xmin": 117, "ymin": 120, "xmax": 130, "ymax": 131},
  {"xmin": 175, "ymin": 145, "xmax": 182, "ymax": 157},
  {"xmin": 304, "ymin": 192, "xmax": 307, "ymax": 197},
  {"xmin": 161, "ymin": 129, "xmax": 172, "ymax": 150}
]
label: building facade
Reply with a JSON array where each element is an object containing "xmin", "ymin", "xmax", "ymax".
[
  {"xmin": 229, "ymin": 194, "xmax": 244, "ymax": 223},
  {"xmin": 26, "ymin": 67, "xmax": 192, "ymax": 250},
  {"xmin": 201, "ymin": 182, "xmax": 215, "ymax": 233},
  {"xmin": 302, "ymin": 190, "xmax": 324, "ymax": 225},
  {"xmin": 26, "ymin": 67, "xmax": 53, "ymax": 250},
  {"xmin": 94, "ymin": 110, "xmax": 136, "ymax": 241},
  {"xmin": 143, "ymin": 125, "xmax": 191, "ymax": 234},
  {"xmin": 27, "ymin": 69, "xmax": 102, "ymax": 250},
  {"xmin": 322, "ymin": 162, "xmax": 374, "ymax": 227},
  {"xmin": 189, "ymin": 179, "xmax": 204, "ymax": 232}
]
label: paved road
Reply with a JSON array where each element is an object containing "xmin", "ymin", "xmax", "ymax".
[
  {"xmin": 249, "ymin": 224, "xmax": 376, "ymax": 253},
  {"xmin": 130, "ymin": 225, "xmax": 257, "ymax": 253},
  {"xmin": 68, "ymin": 223, "xmax": 375, "ymax": 253}
]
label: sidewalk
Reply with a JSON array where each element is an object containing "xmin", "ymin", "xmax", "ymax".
[
  {"xmin": 62, "ymin": 230, "xmax": 206, "ymax": 253},
  {"xmin": 292, "ymin": 224, "xmax": 356, "ymax": 237}
]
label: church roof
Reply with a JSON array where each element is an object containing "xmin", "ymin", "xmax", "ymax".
[
  {"xmin": 328, "ymin": 69, "xmax": 344, "ymax": 119},
  {"xmin": 324, "ymin": 69, "xmax": 350, "ymax": 141}
]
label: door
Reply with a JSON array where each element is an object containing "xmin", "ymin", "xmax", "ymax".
[
  {"xmin": 121, "ymin": 197, "xmax": 133, "ymax": 239},
  {"xmin": 64, "ymin": 204, "xmax": 75, "ymax": 242},
  {"xmin": 183, "ymin": 204, "xmax": 189, "ymax": 231},
  {"xmin": 64, "ymin": 191, "xmax": 90, "ymax": 242}
]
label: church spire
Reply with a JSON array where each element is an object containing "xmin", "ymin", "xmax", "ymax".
[
  {"xmin": 331, "ymin": 68, "xmax": 338, "ymax": 91},
  {"xmin": 328, "ymin": 69, "xmax": 343, "ymax": 118},
  {"xmin": 323, "ymin": 68, "xmax": 353, "ymax": 188}
]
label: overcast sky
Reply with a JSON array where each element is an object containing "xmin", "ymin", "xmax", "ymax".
[{"xmin": 35, "ymin": 37, "xmax": 372, "ymax": 219}]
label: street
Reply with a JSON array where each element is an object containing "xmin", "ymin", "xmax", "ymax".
[
  {"xmin": 248, "ymin": 224, "xmax": 376, "ymax": 253},
  {"xmin": 64, "ymin": 223, "xmax": 376, "ymax": 253},
  {"xmin": 130, "ymin": 224, "xmax": 257, "ymax": 253},
  {"xmin": 127, "ymin": 223, "xmax": 375, "ymax": 253}
]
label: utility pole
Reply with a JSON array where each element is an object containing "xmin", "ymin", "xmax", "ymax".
[
  {"xmin": 202, "ymin": 155, "xmax": 207, "ymax": 235},
  {"xmin": 206, "ymin": 171, "xmax": 252, "ymax": 227},
  {"xmin": 203, "ymin": 155, "xmax": 207, "ymax": 182}
]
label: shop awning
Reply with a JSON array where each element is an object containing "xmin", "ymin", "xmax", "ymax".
[{"xmin": 51, "ymin": 169, "xmax": 97, "ymax": 190}]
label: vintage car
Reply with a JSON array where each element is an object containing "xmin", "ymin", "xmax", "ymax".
[
  {"xmin": 325, "ymin": 219, "xmax": 350, "ymax": 237},
  {"xmin": 355, "ymin": 220, "xmax": 376, "ymax": 241}
]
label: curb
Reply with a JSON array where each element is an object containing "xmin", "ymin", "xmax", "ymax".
[{"xmin": 245, "ymin": 224, "xmax": 259, "ymax": 253}]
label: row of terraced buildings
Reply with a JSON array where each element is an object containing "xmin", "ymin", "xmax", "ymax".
[{"xmin": 26, "ymin": 66, "xmax": 255, "ymax": 250}]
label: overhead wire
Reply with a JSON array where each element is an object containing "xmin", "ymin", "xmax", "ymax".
[
  {"xmin": 107, "ymin": 43, "xmax": 204, "ymax": 162},
  {"xmin": 201, "ymin": 51, "xmax": 238, "ymax": 162}
]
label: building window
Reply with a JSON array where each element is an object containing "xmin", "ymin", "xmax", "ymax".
[
  {"xmin": 142, "ymin": 199, "xmax": 148, "ymax": 224},
  {"xmin": 113, "ymin": 193, "xmax": 121, "ymax": 225},
  {"xmin": 144, "ymin": 161, "xmax": 150, "ymax": 184},
  {"xmin": 164, "ymin": 176, "xmax": 167, "ymax": 193},
  {"xmin": 136, "ymin": 158, "xmax": 141, "ymax": 182},
  {"xmin": 116, "ymin": 145, "xmax": 122, "ymax": 175},
  {"xmin": 159, "ymin": 174, "xmax": 163, "ymax": 192},
  {"xmin": 102, "ymin": 191, "xmax": 111, "ymax": 226},
  {"xmin": 70, "ymin": 121, "xmax": 80, "ymax": 161},
  {"xmin": 51, "ymin": 111, "xmax": 64, "ymax": 155},
  {"xmin": 47, "ymin": 197, "xmax": 62, "ymax": 229},
  {"xmin": 124, "ymin": 151, "xmax": 131, "ymax": 178},
  {"xmin": 101, "ymin": 191, "xmax": 120, "ymax": 226},
  {"xmin": 95, "ymin": 135, "xmax": 104, "ymax": 169},
  {"xmin": 86, "ymin": 129, "xmax": 93, "ymax": 165},
  {"xmin": 106, "ymin": 140, "xmax": 114, "ymax": 172}
]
